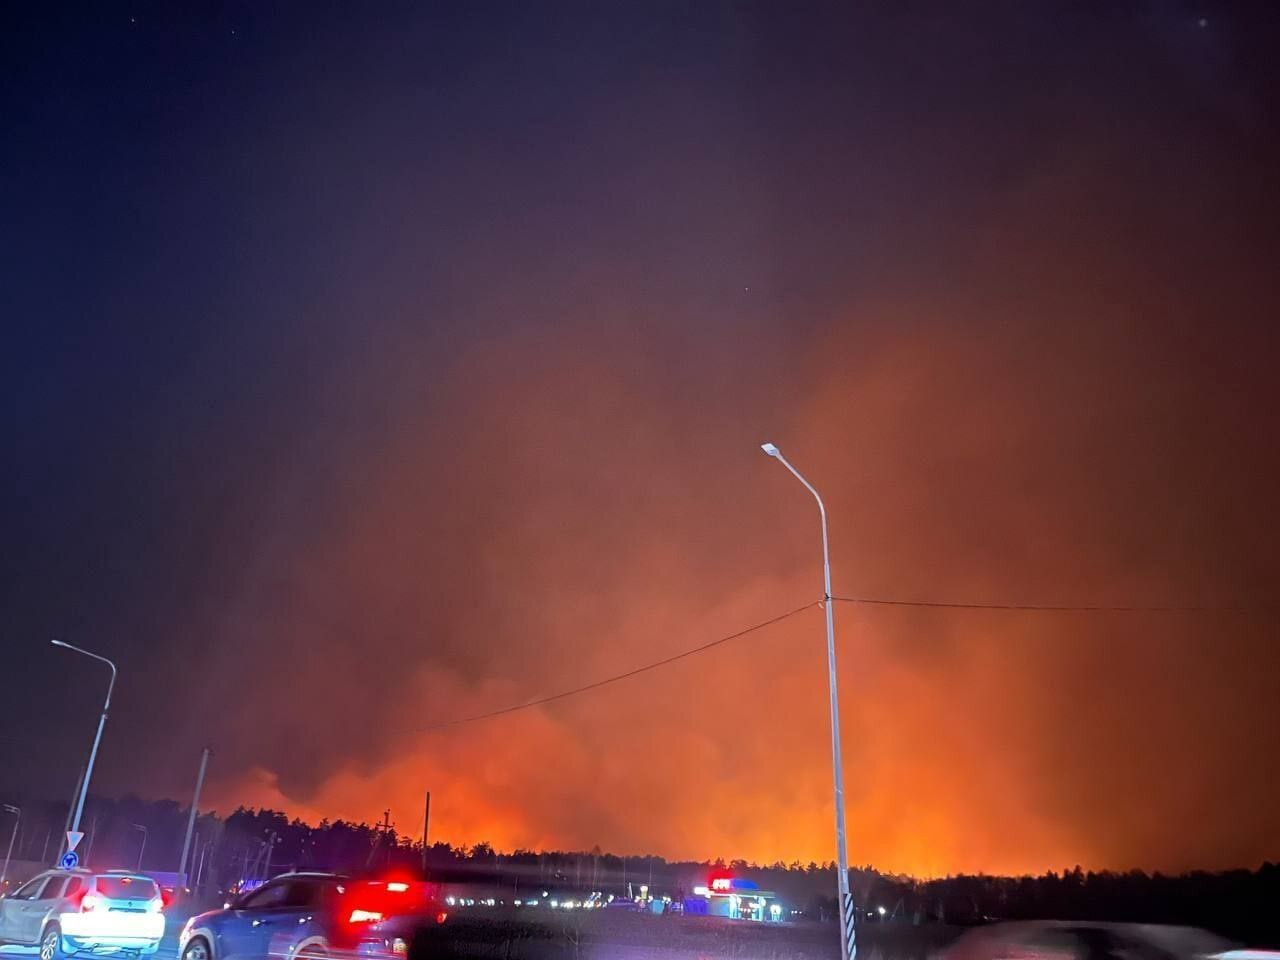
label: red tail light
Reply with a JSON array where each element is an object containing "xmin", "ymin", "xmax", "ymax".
[
  {"xmin": 348, "ymin": 909, "xmax": 383, "ymax": 924},
  {"xmin": 436, "ymin": 911, "xmax": 448, "ymax": 925}
]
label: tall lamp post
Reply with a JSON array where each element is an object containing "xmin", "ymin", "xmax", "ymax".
[
  {"xmin": 760, "ymin": 442, "xmax": 855, "ymax": 960},
  {"xmin": 1, "ymin": 804, "xmax": 19, "ymax": 888},
  {"xmin": 51, "ymin": 641, "xmax": 117, "ymax": 841}
]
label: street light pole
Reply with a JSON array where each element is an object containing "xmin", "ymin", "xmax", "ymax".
[
  {"xmin": 760, "ymin": 442, "xmax": 856, "ymax": 960},
  {"xmin": 61, "ymin": 766, "xmax": 86, "ymax": 858},
  {"xmin": 51, "ymin": 640, "xmax": 117, "ymax": 837},
  {"xmin": 1, "ymin": 804, "xmax": 19, "ymax": 887},
  {"xmin": 132, "ymin": 824, "xmax": 148, "ymax": 872}
]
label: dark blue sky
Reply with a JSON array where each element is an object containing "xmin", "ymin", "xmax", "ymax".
[{"xmin": 2, "ymin": 2, "xmax": 1278, "ymax": 872}]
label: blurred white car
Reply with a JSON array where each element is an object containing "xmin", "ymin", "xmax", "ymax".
[
  {"xmin": 936, "ymin": 921, "xmax": 1272, "ymax": 960},
  {"xmin": 0, "ymin": 869, "xmax": 165, "ymax": 960}
]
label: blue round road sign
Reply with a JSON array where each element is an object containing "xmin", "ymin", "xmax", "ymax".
[{"xmin": 60, "ymin": 851, "xmax": 78, "ymax": 870}]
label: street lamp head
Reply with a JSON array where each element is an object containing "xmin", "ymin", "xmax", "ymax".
[
  {"xmin": 760, "ymin": 442, "xmax": 780, "ymax": 457},
  {"xmin": 2, "ymin": 805, "xmax": 17, "ymax": 814},
  {"xmin": 51, "ymin": 639, "xmax": 69, "ymax": 648}
]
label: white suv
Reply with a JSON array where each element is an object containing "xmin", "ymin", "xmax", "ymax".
[{"xmin": 0, "ymin": 869, "xmax": 165, "ymax": 960}]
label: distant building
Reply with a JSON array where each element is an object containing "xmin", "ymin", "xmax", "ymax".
[{"xmin": 685, "ymin": 875, "xmax": 784, "ymax": 922}]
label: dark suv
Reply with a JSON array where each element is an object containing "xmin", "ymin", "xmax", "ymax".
[{"xmin": 179, "ymin": 874, "xmax": 445, "ymax": 960}]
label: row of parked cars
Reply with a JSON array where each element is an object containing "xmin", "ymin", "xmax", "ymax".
[
  {"xmin": 6, "ymin": 867, "xmax": 1278, "ymax": 960},
  {"xmin": 0, "ymin": 867, "xmax": 446, "ymax": 960}
]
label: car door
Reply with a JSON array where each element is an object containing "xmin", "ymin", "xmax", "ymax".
[
  {"xmin": 0, "ymin": 875, "xmax": 50, "ymax": 943},
  {"xmin": 29, "ymin": 876, "xmax": 67, "ymax": 942},
  {"xmin": 221, "ymin": 881, "xmax": 293, "ymax": 960},
  {"xmin": 11, "ymin": 875, "xmax": 62, "ymax": 944},
  {"xmin": 260, "ymin": 880, "xmax": 334, "ymax": 960}
]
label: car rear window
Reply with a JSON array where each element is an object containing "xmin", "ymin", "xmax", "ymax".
[{"xmin": 96, "ymin": 876, "xmax": 158, "ymax": 899}]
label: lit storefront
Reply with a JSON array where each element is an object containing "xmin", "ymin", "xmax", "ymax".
[{"xmin": 687, "ymin": 876, "xmax": 784, "ymax": 922}]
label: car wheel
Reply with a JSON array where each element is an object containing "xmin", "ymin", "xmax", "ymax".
[
  {"xmin": 181, "ymin": 936, "xmax": 211, "ymax": 960},
  {"xmin": 39, "ymin": 924, "xmax": 61, "ymax": 960}
]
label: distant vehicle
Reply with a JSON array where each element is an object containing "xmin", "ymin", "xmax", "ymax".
[
  {"xmin": 179, "ymin": 873, "xmax": 446, "ymax": 960},
  {"xmin": 0, "ymin": 868, "xmax": 165, "ymax": 960},
  {"xmin": 936, "ymin": 920, "xmax": 1256, "ymax": 960}
]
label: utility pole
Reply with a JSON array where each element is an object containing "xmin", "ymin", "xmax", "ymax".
[
  {"xmin": 381, "ymin": 809, "xmax": 390, "ymax": 869},
  {"xmin": 261, "ymin": 832, "xmax": 277, "ymax": 880},
  {"xmin": 421, "ymin": 792, "xmax": 430, "ymax": 876},
  {"xmin": 132, "ymin": 824, "xmax": 148, "ymax": 871},
  {"xmin": 367, "ymin": 810, "xmax": 394, "ymax": 869},
  {"xmin": 195, "ymin": 838, "xmax": 211, "ymax": 891},
  {"xmin": 178, "ymin": 747, "xmax": 212, "ymax": 885},
  {"xmin": 1, "ymin": 805, "xmax": 19, "ymax": 887}
]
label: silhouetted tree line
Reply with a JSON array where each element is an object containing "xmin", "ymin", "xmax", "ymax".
[{"xmin": 3, "ymin": 795, "xmax": 1276, "ymax": 946}]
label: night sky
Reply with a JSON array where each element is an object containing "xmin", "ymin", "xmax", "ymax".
[{"xmin": 3, "ymin": 2, "xmax": 1278, "ymax": 877}]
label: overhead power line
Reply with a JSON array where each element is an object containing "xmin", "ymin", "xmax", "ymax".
[
  {"xmin": 421, "ymin": 592, "xmax": 1266, "ymax": 731},
  {"xmin": 832, "ymin": 595, "xmax": 1264, "ymax": 613},
  {"xmin": 423, "ymin": 601, "xmax": 817, "ymax": 730}
]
